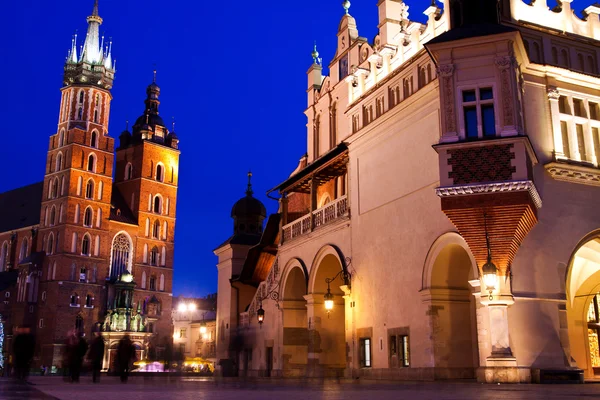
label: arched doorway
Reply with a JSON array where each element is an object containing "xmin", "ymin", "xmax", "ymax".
[
  {"xmin": 422, "ymin": 233, "xmax": 479, "ymax": 379},
  {"xmin": 307, "ymin": 249, "xmax": 347, "ymax": 377},
  {"xmin": 280, "ymin": 260, "xmax": 308, "ymax": 377},
  {"xmin": 566, "ymin": 236, "xmax": 600, "ymax": 378}
]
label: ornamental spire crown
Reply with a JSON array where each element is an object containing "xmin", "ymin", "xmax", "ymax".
[{"xmin": 63, "ymin": 0, "xmax": 115, "ymax": 90}]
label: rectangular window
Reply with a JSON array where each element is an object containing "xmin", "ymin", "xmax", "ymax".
[
  {"xmin": 559, "ymin": 96, "xmax": 569, "ymax": 114},
  {"xmin": 481, "ymin": 104, "xmax": 496, "ymax": 136},
  {"xmin": 561, "ymin": 121, "xmax": 571, "ymax": 159},
  {"xmin": 400, "ymin": 336, "xmax": 410, "ymax": 367},
  {"xmin": 590, "ymin": 102, "xmax": 599, "ymax": 121},
  {"xmin": 462, "ymin": 88, "xmax": 494, "ymax": 139},
  {"xmin": 573, "ymin": 99, "xmax": 586, "ymax": 118},
  {"xmin": 464, "ymin": 106, "xmax": 478, "ymax": 139},
  {"xmin": 593, "ymin": 128, "xmax": 600, "ymax": 166},
  {"xmin": 180, "ymin": 328, "xmax": 186, "ymax": 338},
  {"xmin": 576, "ymin": 124, "xmax": 587, "ymax": 162},
  {"xmin": 359, "ymin": 338, "xmax": 372, "ymax": 368}
]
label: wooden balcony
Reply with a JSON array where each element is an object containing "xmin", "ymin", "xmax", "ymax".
[
  {"xmin": 433, "ymin": 136, "xmax": 541, "ymax": 270},
  {"xmin": 282, "ymin": 195, "xmax": 349, "ymax": 242}
]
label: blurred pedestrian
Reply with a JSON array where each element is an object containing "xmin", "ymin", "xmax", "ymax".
[
  {"xmin": 116, "ymin": 335, "xmax": 135, "ymax": 383},
  {"xmin": 13, "ymin": 326, "xmax": 35, "ymax": 381},
  {"xmin": 65, "ymin": 330, "xmax": 87, "ymax": 382},
  {"xmin": 88, "ymin": 335, "xmax": 105, "ymax": 383}
]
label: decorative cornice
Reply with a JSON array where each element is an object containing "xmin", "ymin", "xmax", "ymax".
[
  {"xmin": 545, "ymin": 161, "xmax": 600, "ymax": 187},
  {"xmin": 436, "ymin": 180, "xmax": 542, "ymax": 209}
]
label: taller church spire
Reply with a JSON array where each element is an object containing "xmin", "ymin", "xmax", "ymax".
[{"xmin": 64, "ymin": 0, "xmax": 115, "ymax": 89}]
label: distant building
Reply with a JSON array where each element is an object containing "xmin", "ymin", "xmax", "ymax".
[
  {"xmin": 216, "ymin": 0, "xmax": 600, "ymax": 384},
  {"xmin": 172, "ymin": 294, "xmax": 217, "ymax": 363},
  {"xmin": 0, "ymin": 1, "xmax": 180, "ymax": 371}
]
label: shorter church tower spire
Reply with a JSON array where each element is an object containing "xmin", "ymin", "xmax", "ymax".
[{"xmin": 246, "ymin": 171, "xmax": 254, "ymax": 196}]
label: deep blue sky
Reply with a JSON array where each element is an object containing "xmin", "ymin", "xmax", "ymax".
[{"xmin": 0, "ymin": 0, "xmax": 431, "ymax": 297}]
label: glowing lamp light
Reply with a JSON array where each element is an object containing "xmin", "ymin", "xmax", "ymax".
[
  {"xmin": 178, "ymin": 303, "xmax": 187, "ymax": 312},
  {"xmin": 257, "ymin": 305, "xmax": 265, "ymax": 325},
  {"xmin": 324, "ymin": 287, "xmax": 334, "ymax": 313},
  {"xmin": 188, "ymin": 303, "xmax": 197, "ymax": 311},
  {"xmin": 120, "ymin": 271, "xmax": 133, "ymax": 283},
  {"xmin": 200, "ymin": 325, "xmax": 207, "ymax": 334},
  {"xmin": 482, "ymin": 258, "xmax": 498, "ymax": 301}
]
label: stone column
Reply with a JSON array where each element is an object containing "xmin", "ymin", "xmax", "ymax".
[
  {"xmin": 479, "ymin": 274, "xmax": 519, "ymax": 383},
  {"xmin": 547, "ymin": 86, "xmax": 566, "ymax": 159}
]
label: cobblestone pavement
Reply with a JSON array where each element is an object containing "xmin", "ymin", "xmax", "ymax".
[{"xmin": 4, "ymin": 376, "xmax": 600, "ymax": 400}]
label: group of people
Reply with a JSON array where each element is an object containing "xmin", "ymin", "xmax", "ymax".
[
  {"xmin": 64, "ymin": 331, "xmax": 137, "ymax": 383},
  {"xmin": 10, "ymin": 328, "xmax": 137, "ymax": 383}
]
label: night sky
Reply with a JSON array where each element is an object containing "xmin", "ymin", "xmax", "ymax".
[{"xmin": 0, "ymin": 0, "xmax": 432, "ymax": 297}]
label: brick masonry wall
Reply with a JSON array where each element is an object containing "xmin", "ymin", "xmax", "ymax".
[{"xmin": 448, "ymin": 144, "xmax": 516, "ymax": 185}]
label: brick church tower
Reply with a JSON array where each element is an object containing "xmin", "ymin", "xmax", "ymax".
[{"xmin": 0, "ymin": 0, "xmax": 182, "ymax": 369}]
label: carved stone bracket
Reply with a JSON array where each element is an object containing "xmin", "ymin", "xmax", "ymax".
[
  {"xmin": 545, "ymin": 162, "xmax": 600, "ymax": 187},
  {"xmin": 436, "ymin": 180, "xmax": 542, "ymax": 209},
  {"xmin": 547, "ymin": 86, "xmax": 560, "ymax": 100}
]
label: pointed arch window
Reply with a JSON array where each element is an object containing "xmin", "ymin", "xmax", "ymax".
[
  {"xmin": 87, "ymin": 154, "xmax": 96, "ymax": 172},
  {"xmin": 75, "ymin": 315, "xmax": 84, "ymax": 334},
  {"xmin": 47, "ymin": 233, "xmax": 54, "ymax": 255},
  {"xmin": 153, "ymin": 195, "xmax": 162, "ymax": 214},
  {"xmin": 20, "ymin": 238, "xmax": 29, "ymax": 262},
  {"xmin": 56, "ymin": 152, "xmax": 63, "ymax": 171},
  {"xmin": 141, "ymin": 271, "xmax": 147, "ymax": 289},
  {"xmin": 81, "ymin": 234, "xmax": 91, "ymax": 256},
  {"xmin": 85, "ymin": 179, "xmax": 94, "ymax": 199},
  {"xmin": 149, "ymin": 275, "xmax": 157, "ymax": 291},
  {"xmin": 0, "ymin": 241, "xmax": 7, "ymax": 272},
  {"xmin": 61, "ymin": 176, "xmax": 66, "ymax": 196},
  {"xmin": 156, "ymin": 164, "xmax": 164, "ymax": 182},
  {"xmin": 152, "ymin": 220, "xmax": 160, "ymax": 239},
  {"xmin": 143, "ymin": 243, "xmax": 148, "ymax": 264},
  {"xmin": 159, "ymin": 274, "xmax": 165, "ymax": 291},
  {"xmin": 59, "ymin": 130, "xmax": 65, "ymax": 147},
  {"xmin": 110, "ymin": 233, "xmax": 132, "ymax": 279},
  {"xmin": 91, "ymin": 131, "xmax": 98, "ymax": 148},
  {"xmin": 150, "ymin": 246, "xmax": 159, "ymax": 266},
  {"xmin": 84, "ymin": 207, "xmax": 93, "ymax": 227},
  {"xmin": 162, "ymin": 221, "xmax": 168, "ymax": 240},
  {"xmin": 125, "ymin": 163, "xmax": 133, "ymax": 180},
  {"xmin": 50, "ymin": 206, "xmax": 56, "ymax": 226},
  {"xmin": 161, "ymin": 247, "xmax": 166, "ymax": 266},
  {"xmin": 96, "ymin": 208, "xmax": 102, "ymax": 228}
]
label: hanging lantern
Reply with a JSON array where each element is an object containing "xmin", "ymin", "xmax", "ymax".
[
  {"xmin": 257, "ymin": 305, "xmax": 265, "ymax": 325},
  {"xmin": 482, "ymin": 258, "xmax": 498, "ymax": 301},
  {"xmin": 324, "ymin": 286, "xmax": 334, "ymax": 313}
]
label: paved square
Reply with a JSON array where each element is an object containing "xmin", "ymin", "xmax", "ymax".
[{"xmin": 2, "ymin": 376, "xmax": 599, "ymax": 400}]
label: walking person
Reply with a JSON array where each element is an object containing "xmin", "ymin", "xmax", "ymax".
[
  {"xmin": 13, "ymin": 326, "xmax": 35, "ymax": 382},
  {"xmin": 116, "ymin": 335, "xmax": 135, "ymax": 383},
  {"xmin": 88, "ymin": 335, "xmax": 105, "ymax": 383}
]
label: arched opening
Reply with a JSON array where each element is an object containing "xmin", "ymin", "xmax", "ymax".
[
  {"xmin": 91, "ymin": 131, "xmax": 98, "ymax": 148},
  {"xmin": 87, "ymin": 153, "xmax": 96, "ymax": 172},
  {"xmin": 109, "ymin": 232, "xmax": 133, "ymax": 279},
  {"xmin": 82, "ymin": 234, "xmax": 91, "ymax": 256},
  {"xmin": 423, "ymin": 235, "xmax": 479, "ymax": 379},
  {"xmin": 308, "ymin": 250, "xmax": 347, "ymax": 377},
  {"xmin": 83, "ymin": 207, "xmax": 93, "ymax": 227},
  {"xmin": 281, "ymin": 261, "xmax": 309, "ymax": 376},
  {"xmin": 85, "ymin": 179, "xmax": 94, "ymax": 199},
  {"xmin": 153, "ymin": 195, "xmax": 162, "ymax": 214},
  {"xmin": 56, "ymin": 152, "xmax": 63, "ymax": 171},
  {"xmin": 125, "ymin": 162, "xmax": 133, "ymax": 180},
  {"xmin": 566, "ymin": 236, "xmax": 600, "ymax": 378},
  {"xmin": 156, "ymin": 163, "xmax": 164, "ymax": 182},
  {"xmin": 152, "ymin": 220, "xmax": 160, "ymax": 239}
]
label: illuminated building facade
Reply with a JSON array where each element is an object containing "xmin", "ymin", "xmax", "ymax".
[
  {"xmin": 216, "ymin": 0, "xmax": 600, "ymax": 383},
  {"xmin": 172, "ymin": 295, "xmax": 217, "ymax": 365},
  {"xmin": 0, "ymin": 1, "xmax": 180, "ymax": 371}
]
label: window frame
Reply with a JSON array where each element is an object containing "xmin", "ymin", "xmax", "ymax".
[
  {"xmin": 359, "ymin": 337, "xmax": 372, "ymax": 368},
  {"xmin": 459, "ymin": 85, "xmax": 497, "ymax": 140}
]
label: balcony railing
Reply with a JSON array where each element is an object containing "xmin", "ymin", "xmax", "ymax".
[{"xmin": 282, "ymin": 195, "xmax": 349, "ymax": 242}]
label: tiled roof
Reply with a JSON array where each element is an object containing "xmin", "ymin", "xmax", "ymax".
[
  {"xmin": 109, "ymin": 187, "xmax": 138, "ymax": 225},
  {"xmin": 0, "ymin": 182, "xmax": 43, "ymax": 233}
]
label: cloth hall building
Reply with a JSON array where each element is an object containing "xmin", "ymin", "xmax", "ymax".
[
  {"xmin": 216, "ymin": 0, "xmax": 600, "ymax": 383},
  {"xmin": 0, "ymin": 1, "xmax": 180, "ymax": 370}
]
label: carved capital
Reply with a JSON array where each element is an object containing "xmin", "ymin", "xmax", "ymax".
[
  {"xmin": 436, "ymin": 64, "xmax": 454, "ymax": 77},
  {"xmin": 494, "ymin": 56, "xmax": 516, "ymax": 70},
  {"xmin": 547, "ymin": 86, "xmax": 560, "ymax": 100}
]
